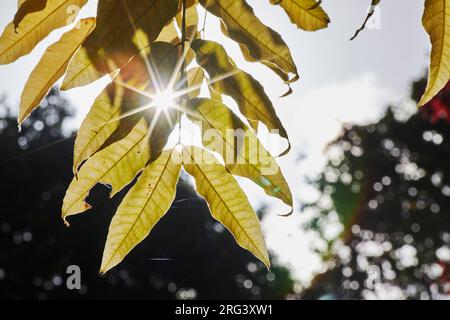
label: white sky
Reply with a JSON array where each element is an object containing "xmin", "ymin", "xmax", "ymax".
[{"xmin": 0, "ymin": 0, "xmax": 430, "ymax": 284}]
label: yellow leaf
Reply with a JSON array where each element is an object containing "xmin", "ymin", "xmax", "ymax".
[
  {"xmin": 208, "ymin": 80, "xmax": 223, "ymax": 102},
  {"xmin": 72, "ymin": 78, "xmax": 142, "ymax": 175},
  {"xmin": 176, "ymin": 0, "xmax": 198, "ymax": 37},
  {"xmin": 186, "ymin": 67, "xmax": 204, "ymax": 98},
  {"xmin": 270, "ymin": 0, "xmax": 330, "ymax": 31},
  {"xmin": 59, "ymin": 45, "xmax": 102, "ymax": 90},
  {"xmin": 419, "ymin": 0, "xmax": 450, "ymax": 106},
  {"xmin": 155, "ymin": 20, "xmax": 180, "ymax": 44},
  {"xmin": 175, "ymin": 0, "xmax": 199, "ymax": 65},
  {"xmin": 187, "ymin": 98, "xmax": 293, "ymax": 210},
  {"xmin": 73, "ymin": 42, "xmax": 180, "ymax": 174},
  {"xmin": 199, "ymin": 0, "xmax": 298, "ymax": 82},
  {"xmin": 62, "ymin": 106, "xmax": 177, "ymax": 222},
  {"xmin": 14, "ymin": 0, "xmax": 48, "ymax": 29},
  {"xmin": 191, "ymin": 39, "xmax": 290, "ymax": 152},
  {"xmin": 100, "ymin": 149, "xmax": 182, "ymax": 274},
  {"xmin": 61, "ymin": 0, "xmax": 179, "ymax": 90},
  {"xmin": 19, "ymin": 18, "xmax": 96, "ymax": 124},
  {"xmin": 182, "ymin": 146, "xmax": 270, "ymax": 268},
  {"xmin": 232, "ymin": 38, "xmax": 292, "ymax": 84},
  {"xmin": 72, "ymin": 82, "xmax": 133, "ymax": 174},
  {"xmin": 63, "ymin": 119, "xmax": 150, "ymax": 221},
  {"xmin": 0, "ymin": 0, "xmax": 87, "ymax": 64}
]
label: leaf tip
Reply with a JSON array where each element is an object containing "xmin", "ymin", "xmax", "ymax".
[
  {"xmin": 99, "ymin": 267, "xmax": 108, "ymax": 276},
  {"xmin": 62, "ymin": 217, "xmax": 70, "ymax": 227},
  {"xmin": 262, "ymin": 256, "xmax": 271, "ymax": 271},
  {"xmin": 100, "ymin": 256, "xmax": 116, "ymax": 276},
  {"xmin": 280, "ymin": 85, "xmax": 293, "ymax": 98}
]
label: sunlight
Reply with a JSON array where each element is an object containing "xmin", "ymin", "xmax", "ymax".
[{"xmin": 153, "ymin": 89, "xmax": 176, "ymax": 111}]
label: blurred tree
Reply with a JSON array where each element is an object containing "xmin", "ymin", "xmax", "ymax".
[
  {"xmin": 302, "ymin": 79, "xmax": 450, "ymax": 300},
  {"xmin": 0, "ymin": 89, "xmax": 294, "ymax": 300}
]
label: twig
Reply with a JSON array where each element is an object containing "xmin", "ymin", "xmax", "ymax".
[{"xmin": 178, "ymin": 0, "xmax": 188, "ymax": 145}]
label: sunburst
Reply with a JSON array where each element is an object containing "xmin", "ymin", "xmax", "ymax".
[{"xmin": 104, "ymin": 0, "xmax": 240, "ymax": 147}]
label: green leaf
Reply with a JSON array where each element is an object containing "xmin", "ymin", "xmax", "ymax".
[{"xmin": 270, "ymin": 0, "xmax": 330, "ymax": 31}]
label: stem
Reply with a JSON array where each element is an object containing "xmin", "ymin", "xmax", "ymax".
[
  {"xmin": 178, "ymin": 0, "xmax": 187, "ymax": 145},
  {"xmin": 200, "ymin": 8, "xmax": 207, "ymax": 36}
]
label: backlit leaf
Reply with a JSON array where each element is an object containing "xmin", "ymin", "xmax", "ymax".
[
  {"xmin": 63, "ymin": 119, "xmax": 150, "ymax": 222},
  {"xmin": 186, "ymin": 67, "xmax": 204, "ymax": 98},
  {"xmin": 155, "ymin": 20, "xmax": 180, "ymax": 44},
  {"xmin": 0, "ymin": 0, "xmax": 87, "ymax": 64},
  {"xmin": 19, "ymin": 18, "xmax": 96, "ymax": 124},
  {"xmin": 14, "ymin": 0, "xmax": 48, "ymax": 29},
  {"xmin": 61, "ymin": 0, "xmax": 179, "ymax": 90},
  {"xmin": 176, "ymin": 0, "xmax": 199, "ymax": 37},
  {"xmin": 191, "ymin": 39, "xmax": 290, "ymax": 152},
  {"xmin": 62, "ymin": 107, "xmax": 177, "ymax": 222},
  {"xmin": 270, "ymin": 0, "xmax": 330, "ymax": 31},
  {"xmin": 419, "ymin": 0, "xmax": 450, "ymax": 106},
  {"xmin": 199, "ymin": 0, "xmax": 298, "ymax": 82},
  {"xmin": 182, "ymin": 146, "xmax": 270, "ymax": 268},
  {"xmin": 73, "ymin": 42, "xmax": 180, "ymax": 174},
  {"xmin": 187, "ymin": 98, "xmax": 293, "ymax": 210},
  {"xmin": 208, "ymin": 80, "xmax": 223, "ymax": 102},
  {"xmin": 72, "ymin": 82, "xmax": 136, "ymax": 174},
  {"xmin": 100, "ymin": 149, "xmax": 182, "ymax": 273}
]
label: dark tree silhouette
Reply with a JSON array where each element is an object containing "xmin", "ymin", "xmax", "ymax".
[
  {"xmin": 0, "ymin": 89, "xmax": 294, "ymax": 300},
  {"xmin": 302, "ymin": 79, "xmax": 450, "ymax": 300}
]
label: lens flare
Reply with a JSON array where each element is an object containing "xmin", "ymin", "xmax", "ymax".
[
  {"xmin": 153, "ymin": 89, "xmax": 176, "ymax": 111},
  {"xmin": 105, "ymin": 0, "xmax": 239, "ymax": 138}
]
